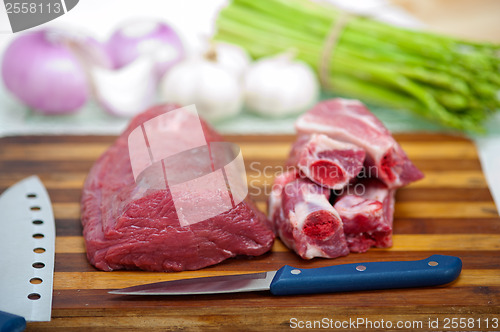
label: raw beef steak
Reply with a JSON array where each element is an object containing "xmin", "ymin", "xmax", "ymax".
[
  {"xmin": 287, "ymin": 134, "xmax": 365, "ymax": 190},
  {"xmin": 81, "ymin": 104, "xmax": 274, "ymax": 272},
  {"xmin": 295, "ymin": 98, "xmax": 424, "ymax": 188},
  {"xmin": 334, "ymin": 179, "xmax": 395, "ymax": 253},
  {"xmin": 270, "ymin": 171, "xmax": 349, "ymax": 259}
]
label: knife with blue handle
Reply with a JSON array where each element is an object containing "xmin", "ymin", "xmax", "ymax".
[
  {"xmin": 0, "ymin": 311, "xmax": 26, "ymax": 332},
  {"xmin": 109, "ymin": 255, "xmax": 462, "ymax": 296}
]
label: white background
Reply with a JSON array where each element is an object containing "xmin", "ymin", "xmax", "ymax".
[{"xmin": 0, "ymin": 0, "xmax": 229, "ymax": 56}]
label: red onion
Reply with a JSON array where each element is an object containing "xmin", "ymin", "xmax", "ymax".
[
  {"xmin": 106, "ymin": 20, "xmax": 184, "ymax": 80},
  {"xmin": 1, "ymin": 29, "xmax": 111, "ymax": 115}
]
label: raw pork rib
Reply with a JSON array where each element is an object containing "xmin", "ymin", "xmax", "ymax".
[
  {"xmin": 81, "ymin": 104, "xmax": 274, "ymax": 272},
  {"xmin": 269, "ymin": 98, "xmax": 422, "ymax": 259},
  {"xmin": 268, "ymin": 170, "xmax": 300, "ymax": 233},
  {"xmin": 334, "ymin": 179, "xmax": 395, "ymax": 253},
  {"xmin": 287, "ymin": 134, "xmax": 365, "ymax": 190},
  {"xmin": 270, "ymin": 171, "xmax": 349, "ymax": 259},
  {"xmin": 295, "ymin": 98, "xmax": 424, "ymax": 188}
]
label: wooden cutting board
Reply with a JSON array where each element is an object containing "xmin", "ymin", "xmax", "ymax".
[{"xmin": 0, "ymin": 133, "xmax": 499, "ymax": 331}]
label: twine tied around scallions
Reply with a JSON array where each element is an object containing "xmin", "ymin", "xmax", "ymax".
[{"xmin": 319, "ymin": 11, "xmax": 354, "ymax": 92}]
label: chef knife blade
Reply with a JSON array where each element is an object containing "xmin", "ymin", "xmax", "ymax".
[
  {"xmin": 109, "ymin": 255, "xmax": 461, "ymax": 296},
  {"xmin": 0, "ymin": 176, "xmax": 55, "ymax": 322}
]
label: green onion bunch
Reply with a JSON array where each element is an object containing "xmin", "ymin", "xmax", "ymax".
[{"xmin": 215, "ymin": 0, "xmax": 500, "ymax": 132}]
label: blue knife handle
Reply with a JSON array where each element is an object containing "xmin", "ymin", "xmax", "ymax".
[
  {"xmin": 270, "ymin": 255, "xmax": 462, "ymax": 296},
  {"xmin": 0, "ymin": 311, "xmax": 26, "ymax": 332}
]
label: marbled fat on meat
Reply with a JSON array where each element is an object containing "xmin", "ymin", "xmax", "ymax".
[
  {"xmin": 334, "ymin": 178, "xmax": 395, "ymax": 253},
  {"xmin": 270, "ymin": 171, "xmax": 349, "ymax": 259},
  {"xmin": 287, "ymin": 133, "xmax": 365, "ymax": 190},
  {"xmin": 295, "ymin": 99, "xmax": 424, "ymax": 188}
]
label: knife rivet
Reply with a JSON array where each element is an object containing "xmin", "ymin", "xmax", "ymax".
[
  {"xmin": 356, "ymin": 265, "xmax": 366, "ymax": 271},
  {"xmin": 290, "ymin": 269, "xmax": 301, "ymax": 275},
  {"xmin": 428, "ymin": 261, "xmax": 439, "ymax": 267}
]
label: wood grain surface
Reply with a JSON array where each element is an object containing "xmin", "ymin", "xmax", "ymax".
[{"xmin": 0, "ymin": 133, "xmax": 499, "ymax": 331}]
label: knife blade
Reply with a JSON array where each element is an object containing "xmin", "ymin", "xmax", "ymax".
[
  {"xmin": 0, "ymin": 176, "xmax": 55, "ymax": 323},
  {"xmin": 109, "ymin": 254, "xmax": 461, "ymax": 296}
]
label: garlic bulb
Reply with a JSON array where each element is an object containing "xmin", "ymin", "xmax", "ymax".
[
  {"xmin": 209, "ymin": 42, "xmax": 251, "ymax": 79},
  {"xmin": 92, "ymin": 56, "xmax": 157, "ymax": 117},
  {"xmin": 244, "ymin": 53, "xmax": 319, "ymax": 116},
  {"xmin": 159, "ymin": 58, "xmax": 243, "ymax": 122}
]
